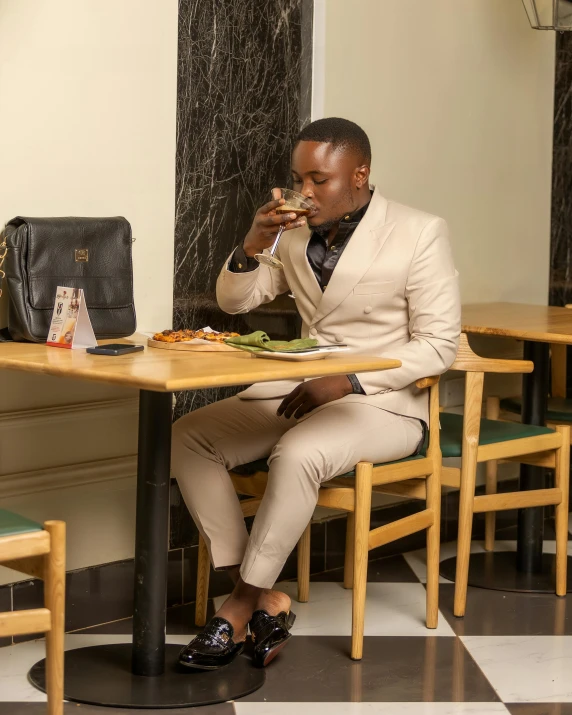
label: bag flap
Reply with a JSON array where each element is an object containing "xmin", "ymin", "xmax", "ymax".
[{"xmin": 14, "ymin": 217, "xmax": 134, "ymax": 310}]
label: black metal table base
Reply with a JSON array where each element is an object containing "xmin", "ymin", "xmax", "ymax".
[
  {"xmin": 29, "ymin": 644, "xmax": 265, "ymax": 709},
  {"xmin": 440, "ymin": 552, "xmax": 572, "ymax": 593}
]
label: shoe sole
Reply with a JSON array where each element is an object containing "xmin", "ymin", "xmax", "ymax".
[
  {"xmin": 178, "ymin": 643, "xmax": 246, "ymax": 672},
  {"xmin": 178, "ymin": 660, "xmax": 229, "ymax": 671},
  {"xmin": 257, "ymin": 632, "xmax": 292, "ymax": 668}
]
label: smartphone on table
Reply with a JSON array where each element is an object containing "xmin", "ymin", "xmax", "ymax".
[{"xmin": 86, "ymin": 344, "xmax": 144, "ymax": 356}]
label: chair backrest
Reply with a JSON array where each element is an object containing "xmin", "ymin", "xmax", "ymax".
[{"xmin": 451, "ymin": 333, "xmax": 534, "ymax": 447}]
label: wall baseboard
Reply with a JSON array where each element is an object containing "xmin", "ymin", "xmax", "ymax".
[{"xmin": 0, "ymin": 454, "xmax": 137, "ymax": 499}]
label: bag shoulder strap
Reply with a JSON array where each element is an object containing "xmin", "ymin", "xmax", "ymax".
[{"xmin": 0, "ymin": 230, "xmax": 12, "ymax": 341}]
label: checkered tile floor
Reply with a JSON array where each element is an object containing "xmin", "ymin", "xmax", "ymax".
[{"xmin": 2, "ymin": 538, "xmax": 572, "ymax": 714}]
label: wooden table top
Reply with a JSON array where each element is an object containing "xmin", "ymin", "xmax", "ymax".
[
  {"xmin": 462, "ymin": 302, "xmax": 572, "ymax": 344},
  {"xmin": 0, "ymin": 335, "xmax": 401, "ymax": 393}
]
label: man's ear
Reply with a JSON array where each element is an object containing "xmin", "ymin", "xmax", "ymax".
[{"xmin": 355, "ymin": 165, "xmax": 370, "ymax": 189}]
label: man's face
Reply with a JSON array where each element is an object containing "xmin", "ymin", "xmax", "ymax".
[{"xmin": 290, "ymin": 141, "xmax": 369, "ymax": 232}]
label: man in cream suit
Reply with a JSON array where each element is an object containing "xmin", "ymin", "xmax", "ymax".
[{"xmin": 172, "ymin": 118, "xmax": 461, "ymax": 669}]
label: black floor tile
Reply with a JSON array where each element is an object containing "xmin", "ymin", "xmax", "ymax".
[
  {"xmin": 312, "ymin": 554, "xmax": 419, "ymax": 583},
  {"xmin": 241, "ymin": 635, "xmax": 499, "ymax": 702},
  {"xmin": 439, "ymin": 582, "xmax": 571, "ymax": 636},
  {"xmin": 0, "ymin": 704, "xmax": 234, "ymax": 714}
]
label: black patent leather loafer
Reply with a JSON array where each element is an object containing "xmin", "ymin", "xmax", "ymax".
[
  {"xmin": 249, "ymin": 609, "xmax": 296, "ymax": 667},
  {"xmin": 178, "ymin": 616, "xmax": 245, "ymax": 670}
]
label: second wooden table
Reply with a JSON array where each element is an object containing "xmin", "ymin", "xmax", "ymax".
[{"xmin": 441, "ymin": 302, "xmax": 572, "ymax": 594}]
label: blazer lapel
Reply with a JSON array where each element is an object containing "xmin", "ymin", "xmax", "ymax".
[
  {"xmin": 311, "ymin": 190, "xmax": 396, "ymax": 325},
  {"xmin": 288, "ymin": 227, "xmax": 323, "ymax": 308}
]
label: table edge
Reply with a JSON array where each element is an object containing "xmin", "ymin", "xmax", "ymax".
[{"xmin": 0, "ymin": 357, "xmax": 402, "ymax": 393}]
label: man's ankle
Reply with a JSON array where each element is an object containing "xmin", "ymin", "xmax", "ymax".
[{"xmin": 257, "ymin": 588, "xmax": 291, "ymax": 615}]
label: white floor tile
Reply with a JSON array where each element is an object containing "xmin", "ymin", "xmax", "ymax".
[
  {"xmin": 0, "ymin": 633, "xmax": 189, "ymax": 702},
  {"xmin": 234, "ymin": 703, "xmax": 510, "ymax": 714},
  {"xmin": 216, "ymin": 582, "xmax": 454, "ymax": 636},
  {"xmin": 462, "ymin": 635, "xmax": 572, "ymax": 703}
]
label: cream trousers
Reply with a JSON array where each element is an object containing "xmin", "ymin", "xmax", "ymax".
[{"xmin": 171, "ymin": 395, "xmax": 423, "ymax": 589}]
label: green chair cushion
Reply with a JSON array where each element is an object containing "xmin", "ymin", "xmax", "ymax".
[
  {"xmin": 501, "ymin": 396, "xmax": 572, "ymax": 424},
  {"xmin": 232, "ymin": 413, "xmax": 555, "ymax": 477},
  {"xmin": 231, "ymin": 453, "xmax": 426, "ymax": 479},
  {"xmin": 440, "ymin": 412, "xmax": 555, "ymax": 459},
  {"xmin": 0, "ymin": 509, "xmax": 42, "ymax": 538}
]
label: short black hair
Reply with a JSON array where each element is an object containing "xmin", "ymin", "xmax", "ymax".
[{"xmin": 296, "ymin": 117, "xmax": 371, "ymax": 163}]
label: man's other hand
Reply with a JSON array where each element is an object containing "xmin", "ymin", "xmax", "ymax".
[{"xmin": 277, "ymin": 375, "xmax": 353, "ymax": 420}]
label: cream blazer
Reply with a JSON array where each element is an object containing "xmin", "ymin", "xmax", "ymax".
[{"xmin": 216, "ymin": 187, "xmax": 461, "ymax": 423}]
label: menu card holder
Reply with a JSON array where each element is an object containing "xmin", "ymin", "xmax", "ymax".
[{"xmin": 46, "ymin": 286, "xmax": 97, "ymax": 350}]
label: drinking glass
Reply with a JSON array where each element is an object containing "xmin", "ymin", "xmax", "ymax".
[{"xmin": 255, "ymin": 188, "xmax": 316, "ymax": 269}]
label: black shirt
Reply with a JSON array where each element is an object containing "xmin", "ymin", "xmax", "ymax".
[{"xmin": 306, "ymin": 200, "xmax": 371, "ymax": 290}]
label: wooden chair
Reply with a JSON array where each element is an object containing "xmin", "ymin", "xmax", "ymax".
[
  {"xmin": 0, "ymin": 510, "xmax": 65, "ymax": 715},
  {"xmin": 431, "ymin": 335, "xmax": 569, "ymax": 616},
  {"xmin": 195, "ymin": 375, "xmax": 442, "ymax": 660},
  {"xmin": 357, "ymin": 334, "xmax": 568, "ymax": 616}
]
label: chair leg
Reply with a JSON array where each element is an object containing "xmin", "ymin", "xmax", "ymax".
[
  {"xmin": 425, "ymin": 461, "xmax": 441, "ymax": 629},
  {"xmin": 351, "ymin": 462, "xmax": 372, "ymax": 661},
  {"xmin": 554, "ymin": 425, "xmax": 570, "ymax": 596},
  {"xmin": 343, "ymin": 512, "xmax": 355, "ymax": 589},
  {"xmin": 484, "ymin": 396, "xmax": 500, "ymax": 552},
  {"xmin": 454, "ymin": 372, "xmax": 483, "ymax": 618},
  {"xmin": 195, "ymin": 535, "xmax": 210, "ymax": 627},
  {"xmin": 297, "ymin": 523, "xmax": 311, "ymax": 603},
  {"xmin": 44, "ymin": 521, "xmax": 65, "ymax": 715}
]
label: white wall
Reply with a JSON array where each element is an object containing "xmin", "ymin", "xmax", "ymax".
[
  {"xmin": 0, "ymin": 0, "xmax": 178, "ymax": 583},
  {"xmin": 0, "ymin": 0, "xmax": 178, "ymax": 330},
  {"xmin": 314, "ymin": 0, "xmax": 555, "ymax": 305}
]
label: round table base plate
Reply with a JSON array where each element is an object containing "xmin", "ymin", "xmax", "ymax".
[
  {"xmin": 440, "ymin": 552, "xmax": 572, "ymax": 593},
  {"xmin": 29, "ymin": 643, "xmax": 265, "ymax": 709}
]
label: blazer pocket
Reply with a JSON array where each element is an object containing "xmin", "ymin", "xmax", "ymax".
[{"xmin": 353, "ymin": 281, "xmax": 395, "ymax": 295}]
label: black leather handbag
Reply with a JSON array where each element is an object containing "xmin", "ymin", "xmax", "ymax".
[{"xmin": 0, "ymin": 216, "xmax": 137, "ymax": 342}]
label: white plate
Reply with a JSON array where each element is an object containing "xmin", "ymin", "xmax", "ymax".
[{"xmin": 252, "ymin": 346, "xmax": 350, "ymax": 361}]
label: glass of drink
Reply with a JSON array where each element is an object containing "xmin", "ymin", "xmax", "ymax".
[{"xmin": 255, "ymin": 188, "xmax": 315, "ymax": 269}]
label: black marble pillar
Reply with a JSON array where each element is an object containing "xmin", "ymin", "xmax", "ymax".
[
  {"xmin": 550, "ymin": 32, "xmax": 572, "ymax": 307},
  {"xmin": 173, "ymin": 0, "xmax": 313, "ymax": 417},
  {"xmin": 170, "ymin": 0, "xmax": 312, "ymax": 549},
  {"xmin": 549, "ymin": 33, "xmax": 572, "ymax": 395}
]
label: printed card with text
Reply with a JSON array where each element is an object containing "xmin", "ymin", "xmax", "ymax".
[{"xmin": 46, "ymin": 286, "xmax": 97, "ymax": 350}]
